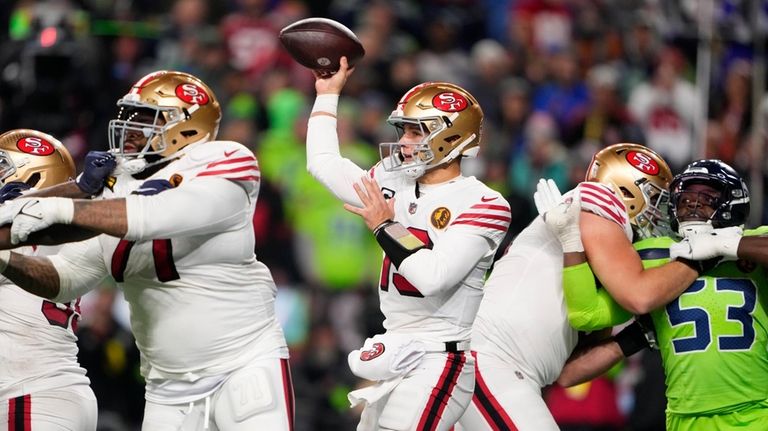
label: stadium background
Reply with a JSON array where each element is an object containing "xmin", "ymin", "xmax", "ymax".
[{"xmin": 1, "ymin": 0, "xmax": 767, "ymax": 429}]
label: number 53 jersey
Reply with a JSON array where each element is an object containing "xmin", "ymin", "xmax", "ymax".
[
  {"xmin": 636, "ymin": 229, "xmax": 768, "ymax": 416},
  {"xmin": 48, "ymin": 141, "xmax": 288, "ymax": 386}
]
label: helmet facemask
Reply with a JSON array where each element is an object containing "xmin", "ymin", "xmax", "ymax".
[
  {"xmin": 632, "ymin": 178, "xmax": 673, "ymax": 239},
  {"xmin": 380, "ymin": 116, "xmax": 451, "ymax": 179},
  {"xmin": 108, "ymin": 97, "xmax": 187, "ymax": 169}
]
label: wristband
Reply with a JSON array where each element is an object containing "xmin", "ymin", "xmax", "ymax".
[
  {"xmin": 614, "ymin": 321, "xmax": 650, "ymax": 357},
  {"xmin": 311, "ymin": 94, "xmax": 339, "ymax": 115},
  {"xmin": 374, "ymin": 221, "xmax": 426, "ymax": 268},
  {"xmin": 0, "ymin": 250, "xmax": 10, "ymax": 273}
]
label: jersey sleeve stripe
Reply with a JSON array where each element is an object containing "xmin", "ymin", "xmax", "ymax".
[
  {"xmin": 451, "ymin": 220, "xmax": 509, "ymax": 231},
  {"xmin": 454, "ymin": 212, "xmax": 512, "ymax": 223},
  {"xmin": 206, "ymin": 156, "xmax": 257, "ymax": 168},
  {"xmin": 198, "ymin": 165, "xmax": 259, "ymax": 177},
  {"xmin": 470, "ymin": 204, "xmax": 510, "ymax": 211},
  {"xmin": 581, "ymin": 196, "xmax": 626, "ymax": 225},
  {"xmin": 579, "ymin": 183, "xmax": 625, "ymax": 210},
  {"xmin": 222, "ymin": 175, "xmax": 261, "ymax": 182}
]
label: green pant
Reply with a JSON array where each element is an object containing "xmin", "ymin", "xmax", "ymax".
[{"xmin": 667, "ymin": 400, "xmax": 768, "ymax": 431}]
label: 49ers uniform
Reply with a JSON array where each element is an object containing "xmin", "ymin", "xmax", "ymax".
[
  {"xmin": 308, "ymin": 106, "xmax": 510, "ymax": 430},
  {"xmin": 47, "ymin": 141, "xmax": 293, "ymax": 430},
  {"xmin": 458, "ymin": 182, "xmax": 631, "ymax": 431},
  {"xmin": 0, "ymin": 243, "xmax": 97, "ymax": 431}
]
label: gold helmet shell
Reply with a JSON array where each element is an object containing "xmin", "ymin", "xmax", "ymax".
[
  {"xmin": 108, "ymin": 70, "xmax": 222, "ymax": 166},
  {"xmin": 586, "ymin": 143, "xmax": 673, "ymax": 239},
  {"xmin": 381, "ymin": 82, "xmax": 483, "ymax": 178},
  {"xmin": 0, "ymin": 129, "xmax": 75, "ymax": 188}
]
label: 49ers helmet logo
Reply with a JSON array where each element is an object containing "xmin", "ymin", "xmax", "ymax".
[
  {"xmin": 626, "ymin": 151, "xmax": 659, "ymax": 175},
  {"xmin": 432, "ymin": 92, "xmax": 468, "ymax": 112},
  {"xmin": 175, "ymin": 83, "xmax": 209, "ymax": 105},
  {"xmin": 16, "ymin": 137, "xmax": 54, "ymax": 156},
  {"xmin": 360, "ymin": 343, "xmax": 385, "ymax": 361}
]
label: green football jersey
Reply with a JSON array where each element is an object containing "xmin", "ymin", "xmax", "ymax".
[{"xmin": 634, "ymin": 228, "xmax": 768, "ymax": 415}]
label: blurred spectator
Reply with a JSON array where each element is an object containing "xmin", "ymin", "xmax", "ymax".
[
  {"xmin": 532, "ymin": 46, "xmax": 590, "ymax": 134},
  {"xmin": 628, "ymin": 46, "xmax": 698, "ymax": 172},
  {"xmin": 562, "ymin": 63, "xmax": 643, "ymax": 149},
  {"xmin": 707, "ymin": 58, "xmax": 752, "ymax": 165},
  {"xmin": 509, "ymin": 112, "xmax": 570, "ymax": 199}
]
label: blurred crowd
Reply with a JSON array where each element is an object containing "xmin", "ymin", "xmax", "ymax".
[{"xmin": 1, "ymin": 0, "xmax": 767, "ymax": 430}]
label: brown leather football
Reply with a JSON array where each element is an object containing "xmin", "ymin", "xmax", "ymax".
[{"xmin": 279, "ymin": 17, "xmax": 365, "ymax": 77}]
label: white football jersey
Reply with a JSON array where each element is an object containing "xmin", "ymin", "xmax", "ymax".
[
  {"xmin": 472, "ymin": 183, "xmax": 631, "ymax": 387},
  {"xmin": 372, "ymin": 165, "xmax": 510, "ymax": 342},
  {"xmin": 0, "ymin": 244, "xmax": 90, "ymax": 400},
  {"xmin": 49, "ymin": 141, "xmax": 288, "ymax": 394}
]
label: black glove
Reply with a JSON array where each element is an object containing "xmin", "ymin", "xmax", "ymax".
[
  {"xmin": 132, "ymin": 179, "xmax": 175, "ymax": 196},
  {"xmin": 76, "ymin": 151, "xmax": 117, "ymax": 195},
  {"xmin": 0, "ymin": 181, "xmax": 32, "ymax": 203}
]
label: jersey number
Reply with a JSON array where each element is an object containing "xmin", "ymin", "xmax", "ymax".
[
  {"xmin": 41, "ymin": 299, "xmax": 81, "ymax": 331},
  {"xmin": 111, "ymin": 239, "xmax": 180, "ymax": 282},
  {"xmin": 379, "ymin": 227, "xmax": 432, "ymax": 297},
  {"xmin": 666, "ymin": 278, "xmax": 757, "ymax": 354}
]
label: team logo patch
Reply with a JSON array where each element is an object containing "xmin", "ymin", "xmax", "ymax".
[
  {"xmin": 409, "ymin": 202, "xmax": 418, "ymax": 214},
  {"xmin": 431, "ymin": 207, "xmax": 451, "ymax": 229},
  {"xmin": 360, "ymin": 343, "xmax": 385, "ymax": 361},
  {"xmin": 432, "ymin": 92, "xmax": 468, "ymax": 112},
  {"xmin": 105, "ymin": 176, "xmax": 116, "ymax": 191},
  {"xmin": 625, "ymin": 151, "xmax": 659, "ymax": 175},
  {"xmin": 16, "ymin": 137, "xmax": 54, "ymax": 156},
  {"xmin": 175, "ymin": 83, "xmax": 210, "ymax": 105},
  {"xmin": 169, "ymin": 173, "xmax": 183, "ymax": 187}
]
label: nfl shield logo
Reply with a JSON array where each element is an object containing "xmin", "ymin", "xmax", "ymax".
[{"xmin": 408, "ymin": 202, "xmax": 418, "ymax": 214}]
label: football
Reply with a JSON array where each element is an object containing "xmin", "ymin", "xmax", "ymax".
[{"xmin": 279, "ymin": 17, "xmax": 365, "ymax": 77}]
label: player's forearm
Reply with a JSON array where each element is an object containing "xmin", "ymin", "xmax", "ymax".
[
  {"xmin": 737, "ymin": 236, "xmax": 768, "ymax": 267},
  {"xmin": 72, "ymin": 199, "xmax": 128, "ymax": 237},
  {"xmin": 609, "ymin": 262, "xmax": 698, "ymax": 314},
  {"xmin": 26, "ymin": 181, "xmax": 92, "ymax": 199},
  {"xmin": 558, "ymin": 336, "xmax": 622, "ymax": 387},
  {"xmin": 2, "ymin": 253, "xmax": 60, "ymax": 299}
]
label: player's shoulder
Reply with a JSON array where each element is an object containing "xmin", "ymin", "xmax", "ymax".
[
  {"xmin": 745, "ymin": 225, "xmax": 768, "ymax": 237},
  {"xmin": 448, "ymin": 178, "xmax": 510, "ymax": 235},
  {"xmin": 182, "ymin": 140, "xmax": 261, "ymax": 184},
  {"xmin": 186, "ymin": 140, "xmax": 257, "ymax": 163}
]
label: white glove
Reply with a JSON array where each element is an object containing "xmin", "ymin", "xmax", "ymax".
[
  {"xmin": 677, "ymin": 221, "xmax": 714, "ymax": 238},
  {"xmin": 669, "ymin": 226, "xmax": 743, "ymax": 262},
  {"xmin": 0, "ymin": 198, "xmax": 32, "ymax": 226},
  {"xmin": 534, "ymin": 178, "xmax": 563, "ymax": 215},
  {"xmin": 544, "ymin": 190, "xmax": 584, "ymax": 253},
  {"xmin": 8, "ymin": 198, "xmax": 75, "ymax": 244}
]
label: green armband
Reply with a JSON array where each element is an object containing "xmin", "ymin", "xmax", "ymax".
[{"xmin": 563, "ymin": 262, "xmax": 632, "ymax": 331}]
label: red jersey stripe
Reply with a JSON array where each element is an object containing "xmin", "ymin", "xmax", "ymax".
[
  {"xmin": 198, "ymin": 165, "xmax": 259, "ymax": 176},
  {"xmin": 451, "ymin": 220, "xmax": 509, "ymax": 231},
  {"xmin": 579, "ymin": 182, "xmax": 625, "ymax": 210},
  {"xmin": 582, "ymin": 196, "xmax": 626, "ymax": 225},
  {"xmin": 471, "ymin": 204, "xmax": 510, "ymax": 212},
  {"xmin": 206, "ymin": 156, "xmax": 256, "ymax": 169},
  {"xmin": 454, "ymin": 212, "xmax": 512, "ymax": 223}
]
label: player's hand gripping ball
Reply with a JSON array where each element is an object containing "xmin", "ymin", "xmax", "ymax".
[{"xmin": 279, "ymin": 17, "xmax": 365, "ymax": 77}]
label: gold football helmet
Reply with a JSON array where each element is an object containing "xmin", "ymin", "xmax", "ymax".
[
  {"xmin": 0, "ymin": 129, "xmax": 75, "ymax": 188},
  {"xmin": 381, "ymin": 82, "xmax": 483, "ymax": 178},
  {"xmin": 586, "ymin": 143, "xmax": 673, "ymax": 239},
  {"xmin": 108, "ymin": 70, "xmax": 221, "ymax": 169}
]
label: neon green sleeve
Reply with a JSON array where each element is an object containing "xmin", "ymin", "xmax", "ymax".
[{"xmin": 563, "ymin": 262, "xmax": 633, "ymax": 331}]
